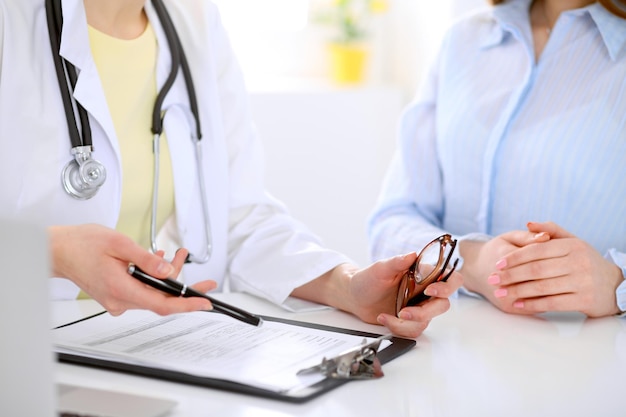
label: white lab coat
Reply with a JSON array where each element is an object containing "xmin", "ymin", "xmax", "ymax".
[{"xmin": 0, "ymin": 0, "xmax": 350, "ymax": 304}]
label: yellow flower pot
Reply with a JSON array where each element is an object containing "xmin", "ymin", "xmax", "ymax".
[{"xmin": 328, "ymin": 43, "xmax": 369, "ymax": 84}]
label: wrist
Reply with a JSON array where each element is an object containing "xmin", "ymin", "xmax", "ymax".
[
  {"xmin": 48, "ymin": 225, "xmax": 66, "ymax": 278},
  {"xmin": 615, "ymin": 265, "xmax": 626, "ymax": 316},
  {"xmin": 456, "ymin": 233, "xmax": 491, "ymax": 270},
  {"xmin": 327, "ymin": 263, "xmax": 359, "ymax": 311},
  {"xmin": 291, "ymin": 263, "xmax": 357, "ymax": 311},
  {"xmin": 457, "ymin": 239, "xmax": 488, "ymax": 292}
]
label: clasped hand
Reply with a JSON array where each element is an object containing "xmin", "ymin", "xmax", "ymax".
[{"xmin": 469, "ymin": 221, "xmax": 623, "ymax": 317}]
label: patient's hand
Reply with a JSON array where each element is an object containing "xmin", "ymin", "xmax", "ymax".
[
  {"xmin": 460, "ymin": 229, "xmax": 550, "ymax": 314},
  {"xmin": 489, "ymin": 221, "xmax": 623, "ymax": 317}
]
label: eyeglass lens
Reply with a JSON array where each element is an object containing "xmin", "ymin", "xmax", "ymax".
[{"xmin": 395, "ymin": 234, "xmax": 458, "ymax": 315}]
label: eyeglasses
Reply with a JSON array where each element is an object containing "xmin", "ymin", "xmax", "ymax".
[{"xmin": 395, "ymin": 234, "xmax": 459, "ymax": 315}]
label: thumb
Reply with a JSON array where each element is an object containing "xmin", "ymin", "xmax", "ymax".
[
  {"xmin": 375, "ymin": 252, "xmax": 417, "ymax": 285},
  {"xmin": 120, "ymin": 243, "xmax": 176, "ymax": 278},
  {"xmin": 394, "ymin": 252, "xmax": 418, "ymax": 272},
  {"xmin": 499, "ymin": 229, "xmax": 551, "ymax": 247},
  {"xmin": 527, "ymin": 221, "xmax": 575, "ymax": 239}
]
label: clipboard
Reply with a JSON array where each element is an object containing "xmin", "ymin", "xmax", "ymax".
[{"xmin": 53, "ymin": 312, "xmax": 416, "ymax": 403}]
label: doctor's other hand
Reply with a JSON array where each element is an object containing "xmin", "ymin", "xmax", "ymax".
[
  {"xmin": 489, "ymin": 221, "xmax": 623, "ymax": 318},
  {"xmin": 308, "ymin": 253, "xmax": 462, "ymax": 339},
  {"xmin": 48, "ymin": 224, "xmax": 216, "ymax": 316}
]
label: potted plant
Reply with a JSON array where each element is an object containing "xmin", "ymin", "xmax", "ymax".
[{"xmin": 310, "ymin": 0, "xmax": 389, "ymax": 84}]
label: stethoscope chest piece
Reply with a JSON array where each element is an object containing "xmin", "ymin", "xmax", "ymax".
[{"xmin": 61, "ymin": 146, "xmax": 106, "ymax": 200}]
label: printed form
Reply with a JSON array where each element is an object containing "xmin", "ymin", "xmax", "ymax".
[{"xmin": 53, "ymin": 310, "xmax": 383, "ymax": 393}]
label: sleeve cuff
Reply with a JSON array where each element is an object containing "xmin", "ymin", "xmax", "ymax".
[
  {"xmin": 607, "ymin": 249, "xmax": 626, "ymax": 316},
  {"xmin": 615, "ymin": 272, "xmax": 626, "ymax": 316}
]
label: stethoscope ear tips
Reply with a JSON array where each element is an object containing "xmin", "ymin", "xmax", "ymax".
[{"xmin": 62, "ymin": 155, "xmax": 107, "ymax": 200}]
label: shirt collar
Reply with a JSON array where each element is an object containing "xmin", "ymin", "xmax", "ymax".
[
  {"xmin": 588, "ymin": 3, "xmax": 626, "ymax": 60},
  {"xmin": 480, "ymin": 0, "xmax": 626, "ymax": 61},
  {"xmin": 479, "ymin": 0, "xmax": 533, "ymax": 49}
]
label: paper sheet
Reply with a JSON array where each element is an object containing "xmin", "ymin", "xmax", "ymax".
[{"xmin": 53, "ymin": 310, "xmax": 380, "ymax": 393}]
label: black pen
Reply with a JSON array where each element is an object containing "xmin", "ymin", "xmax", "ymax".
[{"xmin": 127, "ymin": 264, "xmax": 263, "ymax": 327}]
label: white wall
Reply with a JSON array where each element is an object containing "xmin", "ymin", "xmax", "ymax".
[{"xmin": 250, "ymin": 86, "xmax": 403, "ymax": 265}]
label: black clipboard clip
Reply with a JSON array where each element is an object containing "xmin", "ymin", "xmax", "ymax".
[{"xmin": 297, "ymin": 334, "xmax": 391, "ymax": 380}]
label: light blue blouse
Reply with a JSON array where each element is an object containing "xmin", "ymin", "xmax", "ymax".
[{"xmin": 368, "ymin": 0, "xmax": 626, "ymax": 303}]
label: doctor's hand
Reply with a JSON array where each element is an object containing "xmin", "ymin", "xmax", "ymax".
[
  {"xmin": 49, "ymin": 224, "xmax": 217, "ymax": 316},
  {"xmin": 293, "ymin": 253, "xmax": 462, "ymax": 339},
  {"xmin": 487, "ymin": 221, "xmax": 623, "ymax": 318},
  {"xmin": 359, "ymin": 253, "xmax": 463, "ymax": 339}
]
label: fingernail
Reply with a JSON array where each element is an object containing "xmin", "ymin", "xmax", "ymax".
[
  {"xmin": 377, "ymin": 314, "xmax": 387, "ymax": 325},
  {"xmin": 487, "ymin": 274, "xmax": 500, "ymax": 285},
  {"xmin": 494, "ymin": 288, "xmax": 508, "ymax": 298},
  {"xmin": 423, "ymin": 287, "xmax": 437, "ymax": 296},
  {"xmin": 157, "ymin": 262, "xmax": 174, "ymax": 276},
  {"xmin": 399, "ymin": 311, "xmax": 412, "ymax": 320},
  {"xmin": 495, "ymin": 259, "xmax": 507, "ymax": 270},
  {"xmin": 534, "ymin": 232, "xmax": 548, "ymax": 239},
  {"xmin": 514, "ymin": 301, "xmax": 525, "ymax": 308}
]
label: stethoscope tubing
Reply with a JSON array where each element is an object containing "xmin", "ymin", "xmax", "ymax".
[
  {"xmin": 45, "ymin": 0, "xmax": 93, "ymax": 149},
  {"xmin": 150, "ymin": 0, "xmax": 202, "ymax": 140},
  {"xmin": 149, "ymin": 0, "xmax": 212, "ymax": 263},
  {"xmin": 46, "ymin": 0, "xmax": 212, "ymax": 263}
]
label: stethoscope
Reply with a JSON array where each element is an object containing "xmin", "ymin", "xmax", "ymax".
[{"xmin": 45, "ymin": 0, "xmax": 212, "ymax": 263}]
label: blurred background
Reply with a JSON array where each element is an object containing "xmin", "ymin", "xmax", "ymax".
[{"xmin": 212, "ymin": 0, "xmax": 487, "ymax": 265}]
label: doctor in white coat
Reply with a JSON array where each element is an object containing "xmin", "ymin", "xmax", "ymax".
[{"xmin": 0, "ymin": 0, "xmax": 462, "ymax": 338}]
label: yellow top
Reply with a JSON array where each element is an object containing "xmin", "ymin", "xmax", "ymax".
[{"xmin": 88, "ymin": 23, "xmax": 175, "ymax": 250}]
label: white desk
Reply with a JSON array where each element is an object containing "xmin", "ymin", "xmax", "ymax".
[{"xmin": 52, "ymin": 294, "xmax": 626, "ymax": 417}]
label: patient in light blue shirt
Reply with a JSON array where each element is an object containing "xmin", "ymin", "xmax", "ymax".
[{"xmin": 368, "ymin": 0, "xmax": 626, "ymax": 317}]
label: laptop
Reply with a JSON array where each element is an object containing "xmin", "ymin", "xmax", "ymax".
[{"xmin": 0, "ymin": 219, "xmax": 177, "ymax": 417}]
